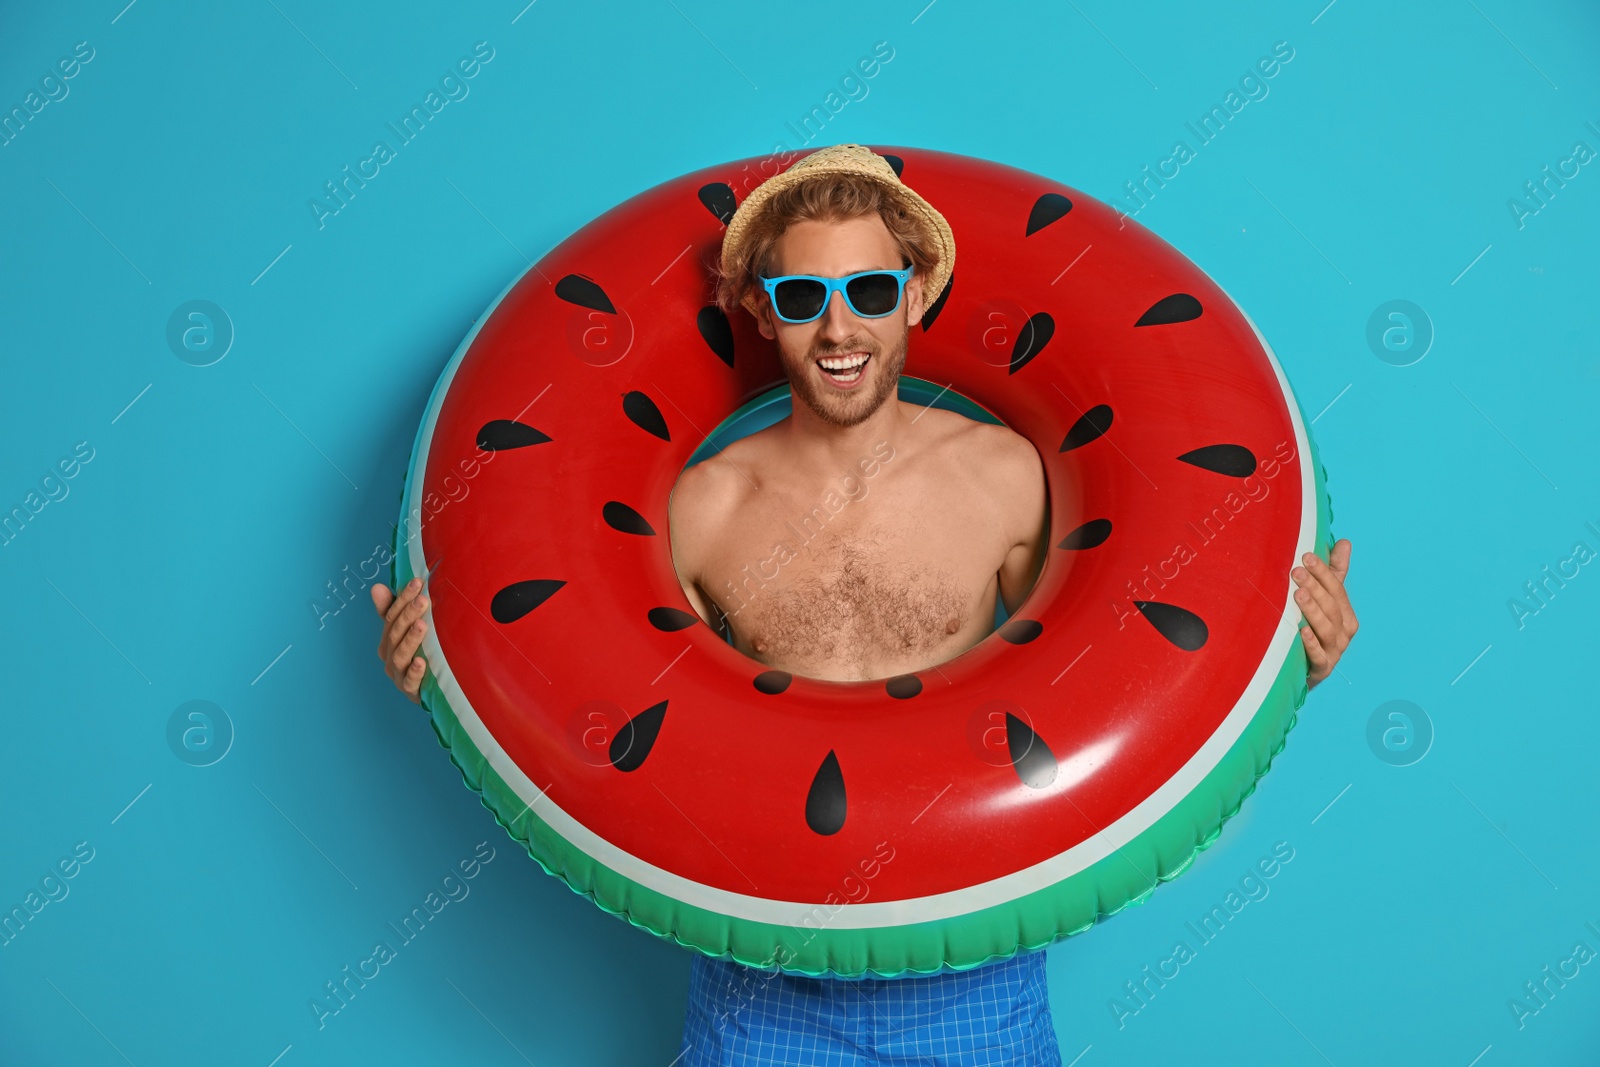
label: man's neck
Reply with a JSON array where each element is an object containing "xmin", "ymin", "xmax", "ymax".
[{"xmin": 777, "ymin": 395, "xmax": 912, "ymax": 476}]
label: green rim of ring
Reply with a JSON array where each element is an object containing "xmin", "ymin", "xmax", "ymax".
[{"xmin": 389, "ymin": 377, "xmax": 1334, "ymax": 979}]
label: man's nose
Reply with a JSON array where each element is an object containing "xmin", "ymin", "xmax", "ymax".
[{"xmin": 817, "ymin": 289, "xmax": 857, "ymax": 342}]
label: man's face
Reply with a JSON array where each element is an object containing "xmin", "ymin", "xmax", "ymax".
[{"xmin": 755, "ymin": 214, "xmax": 927, "ymax": 429}]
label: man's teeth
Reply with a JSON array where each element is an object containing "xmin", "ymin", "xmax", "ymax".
[{"xmin": 818, "ymin": 353, "xmax": 870, "ymax": 370}]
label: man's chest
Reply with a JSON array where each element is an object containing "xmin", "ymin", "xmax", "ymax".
[{"xmin": 699, "ymin": 479, "xmax": 1009, "ymax": 677}]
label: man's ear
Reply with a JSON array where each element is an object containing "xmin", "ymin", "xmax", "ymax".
[
  {"xmin": 754, "ymin": 294, "xmax": 777, "ymax": 340},
  {"xmin": 904, "ymin": 271, "xmax": 927, "ymax": 328}
]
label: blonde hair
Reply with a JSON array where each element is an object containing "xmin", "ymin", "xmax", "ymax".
[{"xmin": 715, "ymin": 173, "xmax": 942, "ymax": 318}]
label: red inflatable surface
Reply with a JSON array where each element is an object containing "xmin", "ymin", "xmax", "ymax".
[{"xmin": 400, "ymin": 146, "xmax": 1311, "ymax": 922}]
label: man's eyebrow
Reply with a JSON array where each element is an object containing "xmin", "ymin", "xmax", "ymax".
[{"xmin": 786, "ymin": 264, "xmax": 899, "ymax": 276}]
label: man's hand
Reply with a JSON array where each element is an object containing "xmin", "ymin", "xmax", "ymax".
[
  {"xmin": 372, "ymin": 577, "xmax": 429, "ymax": 704},
  {"xmin": 1294, "ymin": 538, "xmax": 1357, "ymax": 689}
]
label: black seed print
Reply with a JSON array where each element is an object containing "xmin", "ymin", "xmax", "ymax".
[
  {"xmin": 885, "ymin": 674, "xmax": 923, "ymax": 699},
  {"xmin": 697, "ymin": 305, "xmax": 735, "ymax": 368},
  {"xmin": 1134, "ymin": 600, "xmax": 1209, "ymax": 651},
  {"xmin": 648, "ymin": 607, "xmax": 699, "ymax": 632},
  {"xmin": 753, "ymin": 670, "xmax": 792, "ymax": 695},
  {"xmin": 1011, "ymin": 312, "xmax": 1054, "ymax": 374},
  {"xmin": 1025, "ymin": 193, "xmax": 1073, "ymax": 236},
  {"xmin": 882, "ymin": 154, "xmax": 905, "ymax": 178},
  {"xmin": 1058, "ymin": 518, "xmax": 1112, "ymax": 550},
  {"xmin": 699, "ymin": 182, "xmax": 737, "ymax": 225},
  {"xmin": 490, "ymin": 580, "xmax": 565, "ymax": 624},
  {"xmin": 1058, "ymin": 405, "xmax": 1113, "ymax": 452},
  {"xmin": 602, "ymin": 501, "xmax": 655, "ymax": 536},
  {"xmin": 806, "ymin": 750, "xmax": 847, "ymax": 835},
  {"xmin": 999, "ymin": 619, "xmax": 1043, "ymax": 644},
  {"xmin": 622, "ymin": 391, "xmax": 670, "ymax": 441},
  {"xmin": 554, "ymin": 274, "xmax": 616, "ymax": 314},
  {"xmin": 1135, "ymin": 293, "xmax": 1202, "ymax": 326},
  {"xmin": 1177, "ymin": 444, "xmax": 1257, "ymax": 478},
  {"xmin": 1007, "ymin": 714, "xmax": 1057, "ymax": 789},
  {"xmin": 920, "ymin": 271, "xmax": 953, "ymax": 332},
  {"xmin": 611, "ymin": 699, "xmax": 667, "ymax": 772},
  {"xmin": 477, "ymin": 420, "xmax": 551, "ymax": 451}
]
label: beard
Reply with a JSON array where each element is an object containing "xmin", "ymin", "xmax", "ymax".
[{"xmin": 783, "ymin": 327, "xmax": 908, "ymax": 429}]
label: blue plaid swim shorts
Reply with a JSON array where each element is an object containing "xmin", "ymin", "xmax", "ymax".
[{"xmin": 676, "ymin": 948, "xmax": 1062, "ymax": 1065}]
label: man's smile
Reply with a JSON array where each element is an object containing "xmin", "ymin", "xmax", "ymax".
[{"xmin": 816, "ymin": 349, "xmax": 872, "ymax": 387}]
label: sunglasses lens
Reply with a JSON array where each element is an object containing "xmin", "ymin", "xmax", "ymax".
[
  {"xmin": 773, "ymin": 278, "xmax": 827, "ymax": 321},
  {"xmin": 845, "ymin": 272, "xmax": 902, "ymax": 316}
]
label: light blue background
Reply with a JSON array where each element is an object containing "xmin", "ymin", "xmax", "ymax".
[{"xmin": 2, "ymin": 1, "xmax": 1597, "ymax": 1063}]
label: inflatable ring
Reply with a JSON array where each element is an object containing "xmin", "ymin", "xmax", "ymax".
[{"xmin": 391, "ymin": 146, "xmax": 1333, "ymax": 979}]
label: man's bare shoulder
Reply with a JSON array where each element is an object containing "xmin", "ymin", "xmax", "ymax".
[
  {"xmin": 671, "ymin": 451, "xmax": 744, "ymax": 520},
  {"xmin": 922, "ymin": 410, "xmax": 1045, "ymax": 547},
  {"xmin": 667, "ymin": 438, "xmax": 763, "ymax": 562},
  {"xmin": 914, "ymin": 406, "xmax": 1039, "ymax": 482},
  {"xmin": 984, "ymin": 419, "xmax": 1044, "ymax": 482}
]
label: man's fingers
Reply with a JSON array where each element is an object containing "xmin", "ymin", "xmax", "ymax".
[
  {"xmin": 1301, "ymin": 625, "xmax": 1330, "ymax": 686},
  {"xmin": 1304, "ymin": 548, "xmax": 1358, "ymax": 638},
  {"xmin": 377, "ymin": 590, "xmax": 405, "ymax": 659},
  {"xmin": 1301, "ymin": 624, "xmax": 1329, "ymax": 668},
  {"xmin": 1330, "ymin": 538, "xmax": 1353, "ymax": 582},
  {"xmin": 385, "ymin": 589, "xmax": 430, "ymax": 652},
  {"xmin": 1291, "ymin": 544, "xmax": 1356, "ymax": 691},
  {"xmin": 1324, "ymin": 575, "xmax": 1357, "ymax": 637},
  {"xmin": 372, "ymin": 574, "xmax": 429, "ymax": 704},
  {"xmin": 1296, "ymin": 558, "xmax": 1345, "ymax": 633},
  {"xmin": 1306, "ymin": 550, "xmax": 1350, "ymax": 607},
  {"xmin": 385, "ymin": 577, "xmax": 423, "ymax": 627},
  {"xmin": 377, "ymin": 583, "xmax": 428, "ymax": 676},
  {"xmin": 1294, "ymin": 581, "xmax": 1341, "ymax": 647},
  {"xmin": 390, "ymin": 619, "xmax": 427, "ymax": 675}
]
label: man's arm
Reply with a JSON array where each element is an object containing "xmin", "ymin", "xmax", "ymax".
[
  {"xmin": 667, "ymin": 459, "xmax": 733, "ymax": 640},
  {"xmin": 683, "ymin": 578, "xmax": 730, "ymax": 640},
  {"xmin": 995, "ymin": 432, "xmax": 1049, "ymax": 618}
]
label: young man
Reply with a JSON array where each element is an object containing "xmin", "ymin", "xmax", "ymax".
[{"xmin": 370, "ymin": 144, "xmax": 1359, "ymax": 1063}]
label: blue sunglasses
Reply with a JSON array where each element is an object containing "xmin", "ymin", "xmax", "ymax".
[{"xmin": 758, "ymin": 267, "xmax": 913, "ymax": 324}]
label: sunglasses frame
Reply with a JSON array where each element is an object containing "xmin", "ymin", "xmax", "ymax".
[{"xmin": 757, "ymin": 267, "xmax": 914, "ymax": 324}]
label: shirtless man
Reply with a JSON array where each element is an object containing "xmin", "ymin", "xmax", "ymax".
[
  {"xmin": 669, "ymin": 221, "xmax": 1047, "ymax": 681},
  {"xmin": 371, "ymin": 145, "xmax": 1358, "ymax": 1064}
]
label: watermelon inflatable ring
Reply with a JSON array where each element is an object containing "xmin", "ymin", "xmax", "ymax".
[{"xmin": 390, "ymin": 146, "xmax": 1334, "ymax": 979}]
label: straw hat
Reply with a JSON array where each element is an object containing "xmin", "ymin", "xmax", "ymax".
[{"xmin": 720, "ymin": 144, "xmax": 956, "ymax": 317}]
